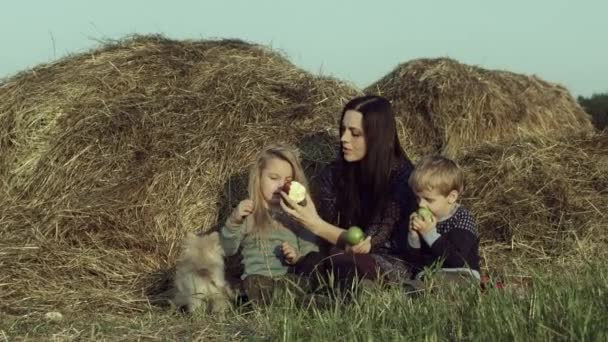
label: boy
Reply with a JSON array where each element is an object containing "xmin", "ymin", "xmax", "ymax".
[{"xmin": 404, "ymin": 155, "xmax": 480, "ymax": 282}]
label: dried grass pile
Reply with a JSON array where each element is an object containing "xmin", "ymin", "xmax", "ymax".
[
  {"xmin": 0, "ymin": 35, "xmax": 358, "ymax": 314},
  {"xmin": 366, "ymin": 58, "xmax": 594, "ymax": 158},
  {"xmin": 459, "ymin": 133, "xmax": 608, "ymax": 269},
  {"xmin": 1, "ymin": 36, "xmax": 605, "ymax": 317}
]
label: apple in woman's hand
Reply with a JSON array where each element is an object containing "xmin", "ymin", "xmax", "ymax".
[
  {"xmin": 283, "ymin": 180, "xmax": 307, "ymax": 205},
  {"xmin": 344, "ymin": 226, "xmax": 365, "ymax": 246}
]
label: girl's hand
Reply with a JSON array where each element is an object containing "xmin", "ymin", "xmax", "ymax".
[
  {"xmin": 279, "ymin": 193, "xmax": 322, "ymax": 231},
  {"xmin": 230, "ymin": 199, "xmax": 254, "ymax": 225},
  {"xmin": 346, "ymin": 236, "xmax": 372, "ymax": 254},
  {"xmin": 281, "ymin": 241, "xmax": 299, "ymax": 264}
]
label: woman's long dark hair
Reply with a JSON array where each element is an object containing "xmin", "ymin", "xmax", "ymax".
[{"xmin": 337, "ymin": 95, "xmax": 407, "ymax": 228}]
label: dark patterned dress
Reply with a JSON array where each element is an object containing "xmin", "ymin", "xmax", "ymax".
[{"xmin": 314, "ymin": 157, "xmax": 418, "ymax": 282}]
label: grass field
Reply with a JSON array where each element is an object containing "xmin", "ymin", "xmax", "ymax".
[
  {"xmin": 2, "ymin": 260, "xmax": 606, "ymax": 341},
  {"xmin": 1, "ymin": 35, "xmax": 605, "ymax": 342}
]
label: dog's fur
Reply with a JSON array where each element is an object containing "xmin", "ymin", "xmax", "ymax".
[{"xmin": 172, "ymin": 231, "xmax": 233, "ymax": 313}]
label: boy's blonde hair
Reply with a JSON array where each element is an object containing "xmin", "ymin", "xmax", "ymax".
[
  {"xmin": 408, "ymin": 155, "xmax": 464, "ymax": 196},
  {"xmin": 248, "ymin": 144, "xmax": 309, "ymax": 233}
]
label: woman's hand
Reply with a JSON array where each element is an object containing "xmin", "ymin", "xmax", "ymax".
[
  {"xmin": 279, "ymin": 192, "xmax": 322, "ymax": 231},
  {"xmin": 280, "ymin": 192, "xmax": 346, "ymax": 245},
  {"xmin": 345, "ymin": 236, "xmax": 372, "ymax": 254}
]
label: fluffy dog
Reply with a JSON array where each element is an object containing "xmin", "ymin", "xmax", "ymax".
[{"xmin": 172, "ymin": 231, "xmax": 233, "ymax": 313}]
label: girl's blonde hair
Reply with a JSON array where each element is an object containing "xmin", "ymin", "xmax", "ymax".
[
  {"xmin": 408, "ymin": 155, "xmax": 464, "ymax": 196},
  {"xmin": 248, "ymin": 144, "xmax": 309, "ymax": 233}
]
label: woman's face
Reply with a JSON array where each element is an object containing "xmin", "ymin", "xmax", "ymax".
[{"xmin": 340, "ymin": 110, "xmax": 367, "ymax": 162}]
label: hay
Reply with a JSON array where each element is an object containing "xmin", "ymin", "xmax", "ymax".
[
  {"xmin": 366, "ymin": 58, "xmax": 594, "ymax": 158},
  {"xmin": 0, "ymin": 35, "xmax": 358, "ymax": 313},
  {"xmin": 1, "ymin": 36, "xmax": 605, "ymax": 316},
  {"xmin": 459, "ymin": 132, "xmax": 608, "ymax": 269}
]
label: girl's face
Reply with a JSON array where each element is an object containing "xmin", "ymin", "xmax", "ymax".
[
  {"xmin": 260, "ymin": 157, "xmax": 293, "ymax": 206},
  {"xmin": 415, "ymin": 187, "xmax": 459, "ymax": 221},
  {"xmin": 340, "ymin": 110, "xmax": 367, "ymax": 162}
]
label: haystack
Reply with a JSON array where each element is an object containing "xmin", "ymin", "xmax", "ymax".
[
  {"xmin": 366, "ymin": 58, "xmax": 594, "ymax": 158},
  {"xmin": 459, "ymin": 132, "xmax": 608, "ymax": 269},
  {"xmin": 0, "ymin": 35, "xmax": 358, "ymax": 313}
]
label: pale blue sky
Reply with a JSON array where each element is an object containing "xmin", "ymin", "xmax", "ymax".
[{"xmin": 1, "ymin": 0, "xmax": 606, "ymax": 96}]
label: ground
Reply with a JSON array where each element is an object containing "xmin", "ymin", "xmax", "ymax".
[{"xmin": 2, "ymin": 259, "xmax": 606, "ymax": 341}]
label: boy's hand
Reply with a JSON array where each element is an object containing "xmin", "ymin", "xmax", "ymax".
[
  {"xmin": 345, "ymin": 236, "xmax": 372, "ymax": 254},
  {"xmin": 230, "ymin": 199, "xmax": 254, "ymax": 225},
  {"xmin": 407, "ymin": 213, "xmax": 421, "ymax": 247},
  {"xmin": 408, "ymin": 229, "xmax": 420, "ymax": 240},
  {"xmin": 410, "ymin": 211, "xmax": 436, "ymax": 235},
  {"xmin": 281, "ymin": 241, "xmax": 299, "ymax": 264}
]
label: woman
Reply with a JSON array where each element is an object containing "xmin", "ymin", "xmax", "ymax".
[{"xmin": 281, "ymin": 95, "xmax": 418, "ymax": 286}]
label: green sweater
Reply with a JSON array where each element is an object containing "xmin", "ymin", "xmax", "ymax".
[{"xmin": 220, "ymin": 214, "xmax": 319, "ymax": 279}]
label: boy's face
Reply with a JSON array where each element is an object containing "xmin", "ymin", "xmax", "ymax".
[{"xmin": 415, "ymin": 187, "xmax": 459, "ymax": 221}]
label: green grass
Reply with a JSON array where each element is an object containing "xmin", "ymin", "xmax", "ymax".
[{"xmin": 2, "ymin": 261, "xmax": 607, "ymax": 341}]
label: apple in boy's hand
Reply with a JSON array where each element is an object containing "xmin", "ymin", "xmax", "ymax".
[
  {"xmin": 283, "ymin": 180, "xmax": 307, "ymax": 205},
  {"xmin": 344, "ymin": 226, "xmax": 365, "ymax": 246},
  {"xmin": 417, "ymin": 207, "xmax": 433, "ymax": 222}
]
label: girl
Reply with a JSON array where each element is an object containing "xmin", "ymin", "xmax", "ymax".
[{"xmin": 220, "ymin": 144, "xmax": 319, "ymax": 304}]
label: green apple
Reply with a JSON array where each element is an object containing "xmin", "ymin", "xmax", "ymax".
[
  {"xmin": 344, "ymin": 226, "xmax": 365, "ymax": 246},
  {"xmin": 417, "ymin": 207, "xmax": 433, "ymax": 222}
]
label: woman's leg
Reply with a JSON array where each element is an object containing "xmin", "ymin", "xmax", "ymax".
[
  {"xmin": 292, "ymin": 251, "xmax": 331, "ymax": 291},
  {"xmin": 328, "ymin": 253, "xmax": 381, "ymax": 281},
  {"xmin": 294, "ymin": 251, "xmax": 381, "ymax": 281}
]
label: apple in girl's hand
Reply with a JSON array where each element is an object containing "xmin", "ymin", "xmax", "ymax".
[
  {"xmin": 344, "ymin": 226, "xmax": 365, "ymax": 246},
  {"xmin": 283, "ymin": 180, "xmax": 307, "ymax": 205},
  {"xmin": 417, "ymin": 207, "xmax": 433, "ymax": 222}
]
